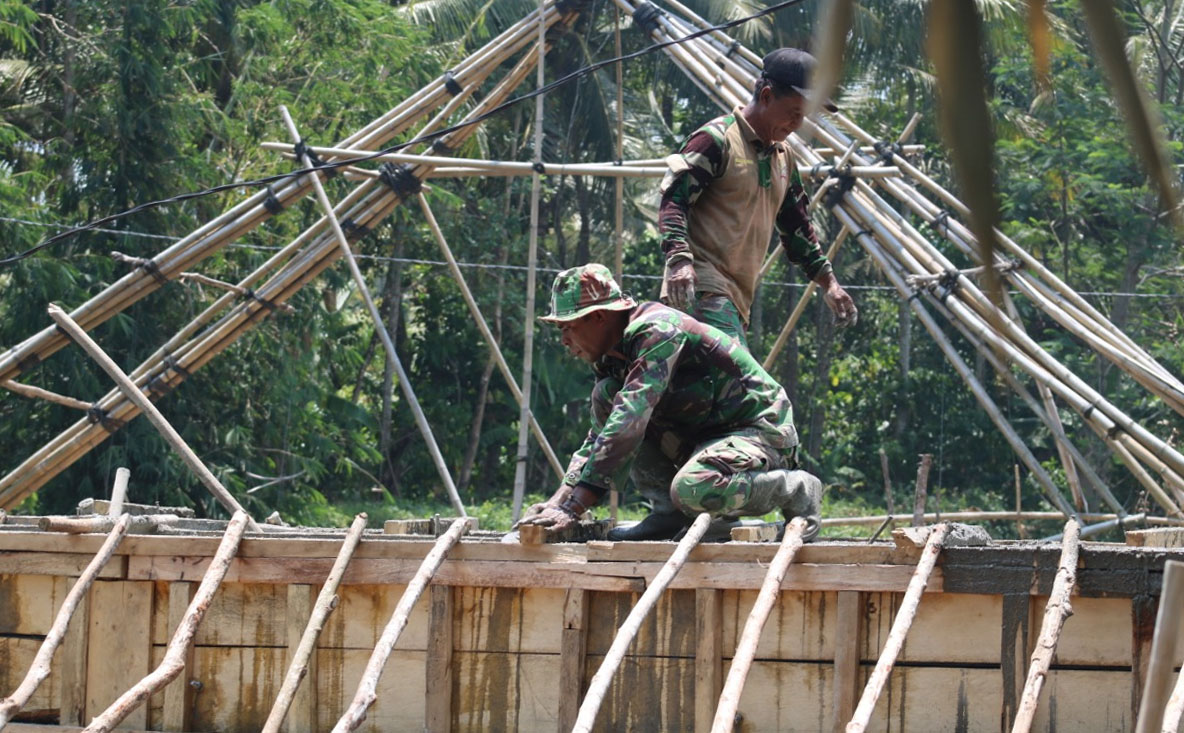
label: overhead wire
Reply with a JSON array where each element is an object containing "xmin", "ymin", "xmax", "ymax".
[{"xmin": 0, "ymin": 0, "xmax": 811, "ymax": 268}]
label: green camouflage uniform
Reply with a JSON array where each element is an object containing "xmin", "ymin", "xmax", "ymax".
[{"xmin": 560, "ymin": 299, "xmax": 800, "ymax": 517}]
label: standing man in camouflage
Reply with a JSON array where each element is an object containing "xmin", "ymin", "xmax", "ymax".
[
  {"xmin": 660, "ymin": 47, "xmax": 858, "ymax": 347},
  {"xmin": 518, "ymin": 264, "xmax": 822, "ymax": 542}
]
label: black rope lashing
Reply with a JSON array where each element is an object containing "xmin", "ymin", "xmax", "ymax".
[
  {"xmin": 632, "ymin": 2, "xmax": 664, "ymax": 35},
  {"xmin": 340, "ymin": 218, "xmax": 370, "ymax": 244},
  {"xmin": 146, "ymin": 372, "xmax": 173, "ymax": 398},
  {"xmin": 822, "ymin": 166, "xmax": 857, "ymax": 208},
  {"xmin": 244, "ymin": 288, "xmax": 282, "ymax": 313},
  {"xmin": 294, "ymin": 139, "xmax": 338, "ymax": 179},
  {"xmin": 379, "ymin": 162, "xmax": 423, "ymax": 198},
  {"xmin": 931, "ymin": 210, "xmax": 951, "ymax": 235},
  {"xmin": 430, "ymin": 139, "xmax": 452, "ymax": 156},
  {"xmin": 935, "ymin": 269, "xmax": 961, "ymax": 302},
  {"xmin": 87, "ymin": 404, "xmax": 126, "ymax": 433},
  {"xmin": 532, "ymin": 161, "xmax": 547, "ymax": 174},
  {"xmin": 442, "ymin": 71, "xmax": 464, "ymax": 97},
  {"xmin": 163, "ymin": 353, "xmax": 192, "ymax": 379},
  {"xmin": 263, "ymin": 185, "xmax": 284, "ymax": 215},
  {"xmin": 137, "ymin": 257, "xmax": 169, "ymax": 286},
  {"xmin": 872, "ymin": 140, "xmax": 904, "ymax": 166},
  {"xmin": 725, "ymin": 39, "xmax": 741, "ymax": 58}
]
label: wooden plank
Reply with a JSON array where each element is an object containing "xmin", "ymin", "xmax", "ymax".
[
  {"xmin": 1126, "ymin": 528, "xmax": 1184, "ymax": 548},
  {"xmin": 57, "ymin": 576, "xmax": 89, "ymax": 727},
  {"xmin": 424, "ymin": 585, "xmax": 453, "ymax": 733},
  {"xmin": 1000, "ymin": 593, "xmax": 1031, "ymax": 731},
  {"xmin": 832, "ymin": 591, "xmax": 863, "ymax": 733},
  {"xmin": 575, "ymin": 562, "xmax": 944, "ymax": 593},
  {"xmin": 127, "ymin": 556, "xmax": 644, "ymax": 592},
  {"xmin": 85, "ymin": 581, "xmax": 153, "ymax": 729},
  {"xmin": 452, "ymin": 587, "xmax": 563, "ymax": 654},
  {"xmin": 694, "ymin": 588, "xmax": 722, "ymax": 733},
  {"xmin": 558, "ymin": 589, "xmax": 588, "ymax": 732},
  {"xmin": 518, "ymin": 519, "xmax": 611, "ymax": 545},
  {"xmin": 160, "ymin": 582, "xmax": 196, "ymax": 732},
  {"xmin": 313, "ymin": 649, "xmax": 427, "ymax": 731},
  {"xmin": 729, "ymin": 524, "xmax": 779, "ymax": 543},
  {"xmin": 720, "ymin": 590, "xmax": 834, "ymax": 662},
  {"xmin": 0, "ymin": 552, "xmax": 126, "ymax": 579},
  {"xmin": 187, "ymin": 646, "xmax": 286, "ymax": 732},
  {"xmin": 0, "ymin": 637, "xmax": 60, "ymax": 716},
  {"xmin": 1132, "ymin": 592, "xmax": 1158, "ymax": 725},
  {"xmin": 0, "ymin": 574, "xmax": 71, "ymax": 636},
  {"xmin": 285, "ymin": 584, "xmax": 317, "ymax": 733}
]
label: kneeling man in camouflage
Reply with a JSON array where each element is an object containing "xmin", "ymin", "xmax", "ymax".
[{"xmin": 518, "ymin": 263, "xmax": 822, "ymax": 541}]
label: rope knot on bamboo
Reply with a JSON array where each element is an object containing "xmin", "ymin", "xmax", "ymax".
[
  {"xmin": 631, "ymin": 2, "xmax": 664, "ymax": 35},
  {"xmin": 112, "ymin": 251, "xmax": 170, "ymax": 286},
  {"xmin": 294, "ymin": 140, "xmax": 337, "ymax": 179},
  {"xmin": 872, "ymin": 140, "xmax": 904, "ymax": 165},
  {"xmin": 823, "ymin": 166, "xmax": 857, "ymax": 208},
  {"xmin": 339, "ymin": 218, "xmax": 369, "ymax": 244},
  {"xmin": 263, "ymin": 185, "xmax": 284, "ymax": 215},
  {"xmin": 430, "ymin": 139, "xmax": 452, "ymax": 156},
  {"xmin": 441, "ymin": 70, "xmax": 464, "ymax": 97},
  {"xmin": 378, "ymin": 162, "xmax": 422, "ymax": 198},
  {"xmin": 86, "ymin": 404, "xmax": 125, "ymax": 433}
]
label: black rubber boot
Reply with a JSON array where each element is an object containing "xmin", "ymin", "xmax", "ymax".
[
  {"xmin": 752, "ymin": 469, "xmax": 822, "ymax": 542},
  {"xmin": 606, "ymin": 511, "xmax": 691, "ymax": 541}
]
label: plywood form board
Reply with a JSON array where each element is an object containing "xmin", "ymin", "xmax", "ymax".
[
  {"xmin": 148, "ymin": 580, "xmax": 288, "ymax": 647},
  {"xmin": 85, "ymin": 580, "xmax": 153, "ymax": 729},
  {"xmin": 286, "ymin": 583, "xmax": 318, "ymax": 733},
  {"xmin": 858, "ymin": 592, "xmax": 1002, "ymax": 665},
  {"xmin": 694, "ymin": 588, "xmax": 722, "ymax": 733},
  {"xmin": 581, "ymin": 655, "xmax": 695, "ymax": 733},
  {"xmin": 0, "ymin": 573, "xmax": 71, "ymax": 635},
  {"xmin": 1026, "ymin": 594, "xmax": 1133, "ymax": 666},
  {"xmin": 719, "ymin": 589, "xmax": 835, "ymax": 661},
  {"xmin": 58, "ymin": 575, "xmax": 90, "ymax": 727},
  {"xmin": 451, "ymin": 586, "xmax": 564, "ymax": 653},
  {"xmin": 0, "ymin": 637, "xmax": 60, "ymax": 714},
  {"xmin": 319, "ymin": 584, "xmax": 430, "ymax": 651},
  {"xmin": 451, "ymin": 651, "xmax": 560, "ymax": 732},
  {"xmin": 161, "ymin": 582, "xmax": 197, "ymax": 732},
  {"xmin": 313, "ymin": 649, "xmax": 427, "ymax": 732},
  {"xmin": 585, "ymin": 589, "xmax": 697, "ymax": 658},
  {"xmin": 184, "ymin": 645, "xmax": 287, "ymax": 732}
]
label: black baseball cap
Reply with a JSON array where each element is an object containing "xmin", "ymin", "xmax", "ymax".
[{"xmin": 760, "ymin": 48, "xmax": 839, "ymax": 113}]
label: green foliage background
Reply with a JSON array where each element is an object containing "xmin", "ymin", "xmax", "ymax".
[{"xmin": 0, "ymin": 0, "xmax": 1181, "ymax": 537}]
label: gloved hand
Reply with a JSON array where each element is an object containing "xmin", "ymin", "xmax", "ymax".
[{"xmin": 664, "ymin": 258, "xmax": 696, "ymax": 312}]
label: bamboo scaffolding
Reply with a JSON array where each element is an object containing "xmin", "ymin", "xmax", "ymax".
[
  {"xmin": 178, "ymin": 271, "xmax": 295, "ymax": 313},
  {"xmin": 1, "ymin": 378, "xmax": 92, "ymax": 411},
  {"xmin": 0, "ymin": 9, "xmax": 581, "ymax": 509},
  {"xmin": 573, "ymin": 512, "xmax": 713, "ymax": 733},
  {"xmin": 0, "ymin": 513, "xmax": 131, "ymax": 727},
  {"xmin": 415, "ymin": 193, "xmax": 565, "ymax": 479},
  {"xmin": 262, "ymin": 513, "xmax": 368, "ymax": 733},
  {"xmin": 332, "ymin": 517, "xmax": 469, "ymax": 732},
  {"xmin": 47, "ymin": 304, "xmax": 259, "ymax": 529},
  {"xmin": 1011, "ymin": 519, "xmax": 1082, "ymax": 733},
  {"xmin": 711, "ymin": 518, "xmax": 807, "ymax": 732},
  {"xmin": 83, "ymin": 510, "xmax": 249, "ymax": 733},
  {"xmin": 1136, "ymin": 560, "xmax": 1184, "ymax": 733},
  {"xmin": 282, "ymin": 105, "xmax": 467, "ymax": 516},
  {"xmin": 846, "ymin": 523, "xmax": 950, "ymax": 733}
]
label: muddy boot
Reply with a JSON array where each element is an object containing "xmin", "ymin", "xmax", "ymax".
[
  {"xmin": 607, "ymin": 511, "xmax": 690, "ymax": 541},
  {"xmin": 751, "ymin": 469, "xmax": 822, "ymax": 542},
  {"xmin": 672, "ymin": 516, "xmax": 743, "ymax": 542}
]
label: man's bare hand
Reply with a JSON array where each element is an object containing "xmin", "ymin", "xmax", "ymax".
[
  {"xmin": 822, "ymin": 281, "xmax": 858, "ymax": 327},
  {"xmin": 516, "ymin": 504, "xmax": 578, "ymax": 533},
  {"xmin": 664, "ymin": 258, "xmax": 696, "ymax": 312}
]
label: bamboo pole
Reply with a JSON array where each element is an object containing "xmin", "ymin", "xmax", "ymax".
[
  {"xmin": 1011, "ymin": 519, "xmax": 1082, "ymax": 733},
  {"xmin": 331, "ymin": 517, "xmax": 469, "ymax": 732},
  {"xmin": 1, "ymin": 379, "xmax": 92, "ymax": 411},
  {"xmin": 511, "ymin": 4, "xmax": 547, "ymax": 523},
  {"xmin": 0, "ymin": 514, "xmax": 131, "ymax": 727},
  {"xmin": 711, "ymin": 518, "xmax": 807, "ymax": 732},
  {"xmin": 574, "ymin": 512, "xmax": 712, "ymax": 733},
  {"xmin": 281, "ymin": 106, "xmax": 466, "ymax": 517},
  {"xmin": 846, "ymin": 523, "xmax": 950, "ymax": 732},
  {"xmin": 1136, "ymin": 560, "xmax": 1184, "ymax": 733},
  {"xmin": 179, "ymin": 271, "xmax": 295, "ymax": 313},
  {"xmin": 47, "ymin": 304, "xmax": 259, "ymax": 529},
  {"xmin": 83, "ymin": 510, "xmax": 249, "ymax": 733},
  {"xmin": 262, "ymin": 513, "xmax": 368, "ymax": 733},
  {"xmin": 415, "ymin": 193, "xmax": 564, "ymax": 480},
  {"xmin": 108, "ymin": 467, "xmax": 130, "ymax": 518},
  {"xmin": 1162, "ymin": 664, "xmax": 1184, "ymax": 733}
]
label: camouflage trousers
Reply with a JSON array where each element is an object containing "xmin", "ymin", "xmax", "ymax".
[
  {"xmin": 692, "ymin": 294, "xmax": 748, "ymax": 351},
  {"xmin": 588, "ymin": 378, "xmax": 796, "ymax": 518}
]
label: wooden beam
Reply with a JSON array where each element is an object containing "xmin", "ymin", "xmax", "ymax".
[
  {"xmin": 58, "ymin": 576, "xmax": 90, "ymax": 727},
  {"xmin": 283, "ymin": 584, "xmax": 318, "ymax": 733},
  {"xmin": 160, "ymin": 582, "xmax": 197, "ymax": 731},
  {"xmin": 1127, "ymin": 528, "xmax": 1184, "ymax": 548},
  {"xmin": 694, "ymin": 589, "xmax": 722, "ymax": 733},
  {"xmin": 1133, "ymin": 592, "xmax": 1158, "ymax": 726},
  {"xmin": 833, "ymin": 591, "xmax": 864, "ymax": 733},
  {"xmin": 558, "ymin": 589, "xmax": 589, "ymax": 733},
  {"xmin": 1011, "ymin": 519, "xmax": 1082, "ymax": 733},
  {"xmin": 85, "ymin": 580, "xmax": 154, "ymax": 728},
  {"xmin": 0, "ymin": 552, "xmax": 127, "ymax": 579},
  {"xmin": 1136, "ymin": 560, "xmax": 1184, "ymax": 733},
  {"xmin": 425, "ymin": 585, "xmax": 454, "ymax": 732},
  {"xmin": 1000, "ymin": 593, "xmax": 1032, "ymax": 731}
]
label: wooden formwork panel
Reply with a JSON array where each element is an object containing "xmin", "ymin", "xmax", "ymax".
[
  {"xmin": 586, "ymin": 589, "xmax": 698, "ymax": 658},
  {"xmin": 150, "ymin": 581, "xmax": 289, "ymax": 647},
  {"xmin": 0, "ymin": 637, "xmax": 59, "ymax": 714},
  {"xmin": 720, "ymin": 590, "xmax": 837, "ymax": 661},
  {"xmin": 868, "ymin": 592, "xmax": 1003, "ymax": 665},
  {"xmin": 1030, "ymin": 594, "xmax": 1133, "ymax": 666},
  {"xmin": 313, "ymin": 649, "xmax": 427, "ymax": 732},
  {"xmin": 0, "ymin": 575, "xmax": 71, "ymax": 636},
  {"xmin": 582, "ymin": 655, "xmax": 696, "ymax": 733},
  {"xmin": 451, "ymin": 651, "xmax": 561, "ymax": 732},
  {"xmin": 319, "ymin": 583, "xmax": 429, "ymax": 650}
]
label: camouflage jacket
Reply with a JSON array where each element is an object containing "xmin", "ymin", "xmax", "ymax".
[{"xmin": 565, "ymin": 302, "xmax": 798, "ymax": 492}]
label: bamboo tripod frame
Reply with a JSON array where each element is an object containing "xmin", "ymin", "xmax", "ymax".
[
  {"xmin": 609, "ymin": 0, "xmax": 1184, "ymax": 521},
  {"xmin": 1, "ymin": 0, "xmax": 1181, "ymax": 527}
]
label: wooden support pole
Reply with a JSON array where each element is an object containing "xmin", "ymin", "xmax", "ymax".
[
  {"xmin": 879, "ymin": 449, "xmax": 895, "ymax": 518},
  {"xmin": 46, "ymin": 303, "xmax": 259, "ymax": 529},
  {"xmin": 559, "ymin": 588, "xmax": 589, "ymax": 733},
  {"xmin": 833, "ymin": 591, "xmax": 864, "ymax": 733},
  {"xmin": 1001, "ymin": 593, "xmax": 1033, "ymax": 731},
  {"xmin": 845, "ymin": 522, "xmax": 950, "ymax": 732},
  {"xmin": 1011, "ymin": 518, "xmax": 1082, "ymax": 733},
  {"xmin": 58, "ymin": 577, "xmax": 90, "ymax": 727},
  {"xmin": 2, "ymin": 378, "xmax": 92, "ymax": 411},
  {"xmin": 332, "ymin": 518, "xmax": 469, "ymax": 732},
  {"xmin": 911, "ymin": 454, "xmax": 933, "ymax": 527},
  {"xmin": 1136, "ymin": 560, "xmax": 1184, "ymax": 733},
  {"xmin": 107, "ymin": 467, "xmax": 129, "ymax": 518},
  {"xmin": 38, "ymin": 514, "xmax": 180, "ymax": 534},
  {"xmin": 1162, "ymin": 664, "xmax": 1184, "ymax": 733},
  {"xmin": 0, "ymin": 514, "xmax": 131, "ymax": 726},
  {"xmin": 573, "ymin": 512, "xmax": 713, "ymax": 733},
  {"xmin": 414, "ymin": 193, "xmax": 564, "ymax": 480},
  {"xmin": 262, "ymin": 513, "xmax": 368, "ymax": 733},
  {"xmin": 712, "ymin": 518, "xmax": 808, "ymax": 731},
  {"xmin": 160, "ymin": 582, "xmax": 197, "ymax": 732},
  {"xmin": 82, "ymin": 510, "xmax": 249, "ymax": 733},
  {"xmin": 279, "ymin": 105, "xmax": 466, "ymax": 517},
  {"xmin": 424, "ymin": 585, "xmax": 454, "ymax": 732},
  {"xmin": 694, "ymin": 589, "xmax": 723, "ymax": 733}
]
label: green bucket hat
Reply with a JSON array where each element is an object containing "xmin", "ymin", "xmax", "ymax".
[{"xmin": 539, "ymin": 263, "xmax": 637, "ymax": 324}]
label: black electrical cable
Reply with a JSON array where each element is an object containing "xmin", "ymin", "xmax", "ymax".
[{"xmin": 0, "ymin": 0, "xmax": 809, "ymax": 268}]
